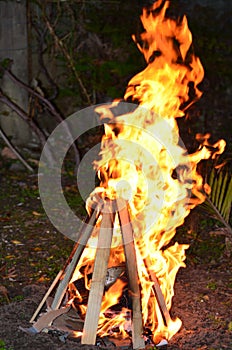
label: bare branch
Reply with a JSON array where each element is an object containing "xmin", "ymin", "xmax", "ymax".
[
  {"xmin": 0, "ymin": 89, "xmax": 46, "ymax": 145},
  {"xmin": 42, "ymin": 13, "xmax": 92, "ymax": 105},
  {"xmin": 3, "ymin": 69, "xmax": 80, "ymax": 166},
  {"xmin": 0, "ymin": 89, "xmax": 55, "ymax": 166},
  {"xmin": 0, "ymin": 127, "xmax": 34, "ymax": 172}
]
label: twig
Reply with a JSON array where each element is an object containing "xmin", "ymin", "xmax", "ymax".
[
  {"xmin": 4, "ymin": 69, "xmax": 80, "ymax": 166},
  {"xmin": 43, "ymin": 13, "xmax": 91, "ymax": 105},
  {"xmin": 30, "ymin": 12, "xmax": 59, "ymax": 100},
  {"xmin": 0, "ymin": 127, "xmax": 34, "ymax": 172},
  {"xmin": 0, "ymin": 89, "xmax": 55, "ymax": 165},
  {"xmin": 37, "ymin": 31, "xmax": 59, "ymax": 100},
  {"xmin": 0, "ymin": 89, "xmax": 45, "ymax": 143}
]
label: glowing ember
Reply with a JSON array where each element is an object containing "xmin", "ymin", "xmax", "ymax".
[{"xmin": 69, "ymin": 0, "xmax": 225, "ymax": 344}]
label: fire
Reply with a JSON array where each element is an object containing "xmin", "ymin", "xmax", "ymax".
[{"xmin": 69, "ymin": 0, "xmax": 225, "ymax": 344}]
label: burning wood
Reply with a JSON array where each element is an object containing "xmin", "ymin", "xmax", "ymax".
[
  {"xmin": 29, "ymin": 205, "xmax": 100, "ymax": 323},
  {"xmin": 26, "ymin": 199, "xmax": 171, "ymax": 348},
  {"xmin": 116, "ymin": 198, "xmax": 145, "ymax": 349},
  {"xmin": 81, "ymin": 201, "xmax": 115, "ymax": 345},
  {"xmin": 26, "ymin": 0, "xmax": 226, "ymax": 348}
]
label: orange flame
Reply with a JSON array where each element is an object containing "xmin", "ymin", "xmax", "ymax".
[
  {"xmin": 125, "ymin": 0, "xmax": 204, "ymax": 117},
  {"xmin": 70, "ymin": 0, "xmax": 225, "ymax": 344}
]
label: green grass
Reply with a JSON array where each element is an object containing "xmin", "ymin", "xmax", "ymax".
[{"xmin": 0, "ymin": 340, "xmax": 13, "ymax": 350}]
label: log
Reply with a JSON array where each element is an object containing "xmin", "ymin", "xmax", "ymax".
[
  {"xmin": 116, "ymin": 198, "xmax": 145, "ymax": 350},
  {"xmin": 81, "ymin": 201, "xmax": 114, "ymax": 345}
]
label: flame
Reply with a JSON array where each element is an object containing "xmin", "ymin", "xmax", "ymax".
[
  {"xmin": 69, "ymin": 0, "xmax": 225, "ymax": 344},
  {"xmin": 125, "ymin": 0, "xmax": 204, "ymax": 116}
]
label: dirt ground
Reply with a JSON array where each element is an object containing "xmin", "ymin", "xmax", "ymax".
[
  {"xmin": 0, "ymin": 169, "xmax": 232, "ymax": 350},
  {"xmin": 0, "ymin": 262, "xmax": 231, "ymax": 349}
]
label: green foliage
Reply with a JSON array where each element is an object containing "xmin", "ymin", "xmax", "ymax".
[
  {"xmin": 189, "ymin": 6, "xmax": 232, "ymax": 93},
  {"xmin": 188, "ymin": 233, "xmax": 225, "ymax": 264},
  {"xmin": 11, "ymin": 295, "xmax": 24, "ymax": 302},
  {"xmin": 30, "ymin": 0, "xmax": 143, "ymax": 106},
  {"xmin": 200, "ymin": 166, "xmax": 232, "ymax": 231},
  {"xmin": 0, "ymin": 340, "xmax": 13, "ymax": 350},
  {"xmin": 0, "ymin": 58, "xmax": 12, "ymax": 78},
  {"xmin": 207, "ymin": 281, "xmax": 217, "ymax": 291}
]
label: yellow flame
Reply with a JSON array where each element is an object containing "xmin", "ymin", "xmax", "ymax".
[{"xmin": 69, "ymin": 1, "xmax": 225, "ymax": 343}]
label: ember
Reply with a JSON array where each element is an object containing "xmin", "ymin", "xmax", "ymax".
[{"xmin": 29, "ymin": 1, "xmax": 225, "ymax": 349}]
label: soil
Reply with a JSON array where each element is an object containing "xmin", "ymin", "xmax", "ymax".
[
  {"xmin": 0, "ymin": 259, "xmax": 231, "ymax": 350},
  {"xmin": 0, "ymin": 169, "xmax": 232, "ymax": 350}
]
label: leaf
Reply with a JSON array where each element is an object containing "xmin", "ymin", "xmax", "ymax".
[
  {"xmin": 0, "ymin": 58, "xmax": 13, "ymax": 79},
  {"xmin": 0, "ymin": 285, "xmax": 8, "ymax": 296},
  {"xmin": 199, "ymin": 166, "xmax": 232, "ymax": 232},
  {"xmin": 221, "ymin": 176, "xmax": 232, "ymax": 221},
  {"xmin": 0, "ymin": 217, "xmax": 10, "ymax": 222},
  {"xmin": 37, "ymin": 276, "xmax": 48, "ymax": 283},
  {"xmin": 0, "ymin": 285, "xmax": 10, "ymax": 303},
  {"xmin": 32, "ymin": 211, "xmax": 41, "ymax": 216},
  {"xmin": 217, "ymin": 171, "xmax": 228, "ymax": 211},
  {"xmin": 5, "ymin": 255, "xmax": 15, "ymax": 260},
  {"xmin": 2, "ymin": 267, "xmax": 17, "ymax": 281},
  {"xmin": 1, "ymin": 146, "xmax": 18, "ymax": 159},
  {"xmin": 33, "ymin": 247, "xmax": 42, "ymax": 252},
  {"xmin": 11, "ymin": 240, "xmax": 23, "ymax": 245},
  {"xmin": 0, "ymin": 58, "xmax": 13, "ymax": 70}
]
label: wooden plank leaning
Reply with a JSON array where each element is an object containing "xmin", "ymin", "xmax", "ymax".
[
  {"xmin": 116, "ymin": 198, "xmax": 145, "ymax": 350},
  {"xmin": 30, "ymin": 204, "xmax": 100, "ymax": 323},
  {"xmin": 51, "ymin": 205, "xmax": 101, "ymax": 310},
  {"xmin": 144, "ymin": 256, "xmax": 172, "ymax": 327},
  {"xmin": 81, "ymin": 200, "xmax": 114, "ymax": 345}
]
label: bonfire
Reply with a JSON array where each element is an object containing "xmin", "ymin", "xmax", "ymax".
[{"xmin": 28, "ymin": 1, "xmax": 225, "ymax": 348}]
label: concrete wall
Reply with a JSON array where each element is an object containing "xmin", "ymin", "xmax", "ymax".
[{"xmin": 0, "ymin": 0, "xmax": 32, "ymax": 145}]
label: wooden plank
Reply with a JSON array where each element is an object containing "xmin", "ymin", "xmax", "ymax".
[
  {"xmin": 144, "ymin": 257, "xmax": 172, "ymax": 327},
  {"xmin": 116, "ymin": 198, "xmax": 145, "ymax": 350},
  {"xmin": 51, "ymin": 208, "xmax": 99, "ymax": 310},
  {"xmin": 32, "ymin": 306, "xmax": 71, "ymax": 332},
  {"xmin": 30, "ymin": 214, "xmax": 90, "ymax": 323},
  {"xmin": 30, "ymin": 269, "xmax": 63, "ymax": 323},
  {"xmin": 81, "ymin": 202, "xmax": 114, "ymax": 345}
]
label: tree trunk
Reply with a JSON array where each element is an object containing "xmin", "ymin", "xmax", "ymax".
[{"xmin": 0, "ymin": 0, "xmax": 31, "ymax": 146}]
